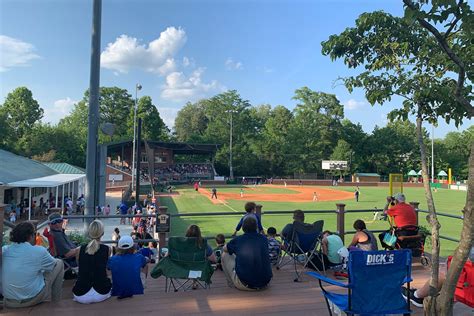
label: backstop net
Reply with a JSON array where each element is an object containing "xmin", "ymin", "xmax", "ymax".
[{"xmin": 389, "ymin": 173, "xmax": 404, "ymax": 196}]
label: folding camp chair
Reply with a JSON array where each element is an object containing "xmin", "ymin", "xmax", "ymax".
[
  {"xmin": 150, "ymin": 237, "xmax": 214, "ymax": 292},
  {"xmin": 277, "ymin": 220, "xmax": 324, "ymax": 281},
  {"xmin": 307, "ymin": 249, "xmax": 413, "ymax": 316},
  {"xmin": 447, "ymin": 256, "xmax": 474, "ymax": 308}
]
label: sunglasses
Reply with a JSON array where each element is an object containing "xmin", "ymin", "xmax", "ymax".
[{"xmin": 50, "ymin": 219, "xmax": 63, "ymax": 225}]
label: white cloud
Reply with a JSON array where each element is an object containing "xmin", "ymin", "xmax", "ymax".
[
  {"xmin": 343, "ymin": 99, "xmax": 366, "ymax": 110},
  {"xmin": 0, "ymin": 35, "xmax": 40, "ymax": 72},
  {"xmin": 161, "ymin": 68, "xmax": 223, "ymax": 102},
  {"xmin": 43, "ymin": 97, "xmax": 78, "ymax": 124},
  {"xmin": 182, "ymin": 56, "xmax": 194, "ymax": 67},
  {"xmin": 101, "ymin": 27, "xmax": 187, "ymax": 74},
  {"xmin": 225, "ymin": 58, "xmax": 243, "ymax": 70},
  {"xmin": 263, "ymin": 67, "xmax": 274, "ymax": 73}
]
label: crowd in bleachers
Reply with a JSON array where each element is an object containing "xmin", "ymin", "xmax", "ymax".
[{"xmin": 3, "ymin": 193, "xmax": 473, "ymax": 311}]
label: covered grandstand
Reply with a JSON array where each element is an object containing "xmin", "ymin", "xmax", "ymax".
[{"xmin": 106, "ymin": 140, "xmax": 220, "ymax": 184}]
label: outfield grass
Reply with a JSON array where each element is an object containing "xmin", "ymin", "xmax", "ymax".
[{"xmin": 159, "ymin": 185, "xmax": 466, "ymax": 256}]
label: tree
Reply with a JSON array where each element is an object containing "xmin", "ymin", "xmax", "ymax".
[
  {"xmin": 174, "ymin": 101, "xmax": 209, "ymax": 142},
  {"xmin": 288, "ymin": 88, "xmax": 344, "ymax": 175},
  {"xmin": 129, "ymin": 96, "xmax": 169, "ymax": 141},
  {"xmin": 1, "ymin": 87, "xmax": 43, "ymax": 141},
  {"xmin": 322, "ymin": 4, "xmax": 472, "ymax": 314},
  {"xmin": 401, "ymin": 1, "xmax": 473, "ymax": 314}
]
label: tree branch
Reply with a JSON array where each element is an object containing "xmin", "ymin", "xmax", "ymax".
[{"xmin": 403, "ymin": 0, "xmax": 473, "ymax": 118}]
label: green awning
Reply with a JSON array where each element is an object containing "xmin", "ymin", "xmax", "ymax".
[
  {"xmin": 407, "ymin": 170, "xmax": 417, "ymax": 176},
  {"xmin": 417, "ymin": 170, "xmax": 423, "ymax": 176}
]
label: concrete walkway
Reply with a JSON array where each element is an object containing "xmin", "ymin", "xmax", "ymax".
[{"xmin": 64, "ymin": 192, "xmax": 133, "ymax": 241}]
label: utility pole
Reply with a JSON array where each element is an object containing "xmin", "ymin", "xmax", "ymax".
[
  {"xmin": 131, "ymin": 84, "xmax": 142, "ymax": 191},
  {"xmin": 226, "ymin": 109, "xmax": 237, "ymax": 180},
  {"xmin": 84, "ymin": 0, "xmax": 102, "ymax": 231}
]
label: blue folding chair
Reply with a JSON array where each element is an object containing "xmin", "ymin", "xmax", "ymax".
[
  {"xmin": 307, "ymin": 249, "xmax": 413, "ymax": 315},
  {"xmin": 277, "ymin": 220, "xmax": 324, "ymax": 281}
]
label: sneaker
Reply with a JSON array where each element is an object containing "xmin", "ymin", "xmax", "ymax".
[{"xmin": 402, "ymin": 287, "xmax": 424, "ymax": 308}]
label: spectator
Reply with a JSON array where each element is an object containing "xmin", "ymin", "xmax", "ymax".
[
  {"xmin": 403, "ymin": 246, "xmax": 474, "ymax": 307},
  {"xmin": 213, "ymin": 234, "xmax": 226, "ymax": 268},
  {"xmin": 72, "ymin": 220, "xmax": 112, "ymax": 304},
  {"xmin": 267, "ymin": 227, "xmax": 281, "ymax": 265},
  {"xmin": 9, "ymin": 210, "xmax": 16, "ymax": 223},
  {"xmin": 232, "ymin": 202, "xmax": 264, "ymax": 236},
  {"xmin": 349, "ymin": 220, "xmax": 378, "ymax": 251},
  {"xmin": 185, "ymin": 224, "xmax": 216, "ymax": 263},
  {"xmin": 310, "ymin": 230, "xmax": 344, "ymax": 271},
  {"xmin": 281, "ymin": 209, "xmax": 306, "ymax": 241},
  {"xmin": 2, "ymin": 222, "xmax": 64, "ymax": 308},
  {"xmin": 119, "ymin": 201, "xmax": 128, "ymax": 225},
  {"xmin": 222, "ymin": 216, "xmax": 272, "ymax": 291},
  {"xmin": 380, "ymin": 193, "xmax": 418, "ymax": 247},
  {"xmin": 112, "ymin": 227, "xmax": 121, "ymax": 246},
  {"xmin": 107, "ymin": 236, "xmax": 148, "ymax": 299},
  {"xmin": 48, "ymin": 213, "xmax": 79, "ymax": 260},
  {"xmin": 383, "ymin": 193, "xmax": 417, "ymax": 228},
  {"xmin": 104, "ymin": 204, "xmax": 111, "ymax": 216}
]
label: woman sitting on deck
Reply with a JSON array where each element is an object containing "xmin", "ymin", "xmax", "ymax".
[
  {"xmin": 72, "ymin": 220, "xmax": 112, "ymax": 304},
  {"xmin": 348, "ymin": 219, "xmax": 378, "ymax": 251}
]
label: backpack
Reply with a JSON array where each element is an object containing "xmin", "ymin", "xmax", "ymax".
[{"xmin": 447, "ymin": 256, "xmax": 474, "ymax": 307}]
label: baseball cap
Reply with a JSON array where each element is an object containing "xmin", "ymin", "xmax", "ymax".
[
  {"xmin": 118, "ymin": 235, "xmax": 134, "ymax": 249},
  {"xmin": 394, "ymin": 193, "xmax": 406, "ymax": 202},
  {"xmin": 48, "ymin": 213, "xmax": 63, "ymax": 224}
]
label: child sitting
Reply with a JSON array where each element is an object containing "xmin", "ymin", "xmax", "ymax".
[
  {"xmin": 213, "ymin": 234, "xmax": 225, "ymax": 270},
  {"xmin": 232, "ymin": 202, "xmax": 263, "ymax": 236},
  {"xmin": 267, "ymin": 227, "xmax": 282, "ymax": 265},
  {"xmin": 9, "ymin": 210, "xmax": 16, "ymax": 223}
]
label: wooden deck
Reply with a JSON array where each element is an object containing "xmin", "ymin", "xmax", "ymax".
[{"xmin": 3, "ymin": 263, "xmax": 473, "ymax": 316}]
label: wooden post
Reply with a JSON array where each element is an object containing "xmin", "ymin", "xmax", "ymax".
[
  {"xmin": 410, "ymin": 201, "xmax": 420, "ymax": 226},
  {"xmin": 336, "ymin": 203, "xmax": 346, "ymax": 244},
  {"xmin": 157, "ymin": 206, "xmax": 168, "ymax": 256},
  {"xmin": 255, "ymin": 204, "xmax": 263, "ymax": 232}
]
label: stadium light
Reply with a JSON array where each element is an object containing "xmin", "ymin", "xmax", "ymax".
[
  {"xmin": 226, "ymin": 109, "xmax": 238, "ymax": 180},
  {"xmin": 131, "ymin": 83, "xmax": 142, "ymax": 191}
]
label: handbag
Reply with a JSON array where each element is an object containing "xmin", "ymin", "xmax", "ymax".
[{"xmin": 383, "ymin": 231, "xmax": 397, "ymax": 247}]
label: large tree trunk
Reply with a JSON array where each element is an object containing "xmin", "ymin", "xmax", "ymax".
[
  {"xmin": 415, "ymin": 114, "xmax": 441, "ymax": 315},
  {"xmin": 434, "ymin": 141, "xmax": 474, "ymax": 316}
]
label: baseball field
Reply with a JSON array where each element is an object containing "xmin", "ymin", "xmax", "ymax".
[{"xmin": 157, "ymin": 184, "xmax": 466, "ymax": 256}]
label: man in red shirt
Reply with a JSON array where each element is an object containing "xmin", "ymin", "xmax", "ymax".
[
  {"xmin": 385, "ymin": 193, "xmax": 417, "ymax": 228},
  {"xmin": 379, "ymin": 193, "xmax": 418, "ymax": 249}
]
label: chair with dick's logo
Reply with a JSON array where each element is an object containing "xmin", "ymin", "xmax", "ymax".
[{"xmin": 307, "ymin": 249, "xmax": 413, "ymax": 315}]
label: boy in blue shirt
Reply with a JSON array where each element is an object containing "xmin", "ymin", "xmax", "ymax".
[
  {"xmin": 107, "ymin": 236, "xmax": 148, "ymax": 299},
  {"xmin": 232, "ymin": 202, "xmax": 263, "ymax": 236}
]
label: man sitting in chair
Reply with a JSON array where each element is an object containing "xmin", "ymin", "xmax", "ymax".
[
  {"xmin": 379, "ymin": 193, "xmax": 418, "ymax": 248},
  {"xmin": 281, "ymin": 209, "xmax": 306, "ymax": 248},
  {"xmin": 222, "ymin": 216, "xmax": 272, "ymax": 291},
  {"xmin": 48, "ymin": 213, "xmax": 79, "ymax": 262}
]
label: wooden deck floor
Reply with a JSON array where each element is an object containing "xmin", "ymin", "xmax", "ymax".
[{"xmin": 3, "ymin": 263, "xmax": 473, "ymax": 316}]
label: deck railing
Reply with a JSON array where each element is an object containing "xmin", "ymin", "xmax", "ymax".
[{"xmin": 3, "ymin": 202, "xmax": 463, "ymax": 247}]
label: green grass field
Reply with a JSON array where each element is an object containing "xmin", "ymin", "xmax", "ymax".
[{"xmin": 158, "ymin": 185, "xmax": 466, "ymax": 256}]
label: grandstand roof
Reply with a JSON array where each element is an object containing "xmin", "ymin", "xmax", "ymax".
[
  {"xmin": 0, "ymin": 149, "xmax": 58, "ymax": 184},
  {"xmin": 42, "ymin": 162, "xmax": 85, "ymax": 174},
  {"xmin": 106, "ymin": 140, "xmax": 220, "ymax": 155}
]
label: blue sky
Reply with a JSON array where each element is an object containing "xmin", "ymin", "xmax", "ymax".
[{"xmin": 0, "ymin": 0, "xmax": 471, "ymax": 137}]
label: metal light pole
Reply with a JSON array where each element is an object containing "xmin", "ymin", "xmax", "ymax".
[
  {"xmin": 84, "ymin": 0, "xmax": 102, "ymax": 231},
  {"xmin": 226, "ymin": 109, "xmax": 237, "ymax": 180},
  {"xmin": 431, "ymin": 125, "xmax": 435, "ymax": 183},
  {"xmin": 131, "ymin": 83, "xmax": 142, "ymax": 191}
]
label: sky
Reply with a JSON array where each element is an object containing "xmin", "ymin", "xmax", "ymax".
[{"xmin": 0, "ymin": 0, "xmax": 471, "ymax": 137}]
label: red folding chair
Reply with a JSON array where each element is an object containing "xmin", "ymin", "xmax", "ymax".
[{"xmin": 447, "ymin": 256, "xmax": 474, "ymax": 308}]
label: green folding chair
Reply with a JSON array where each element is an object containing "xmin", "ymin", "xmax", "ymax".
[{"xmin": 151, "ymin": 237, "xmax": 214, "ymax": 292}]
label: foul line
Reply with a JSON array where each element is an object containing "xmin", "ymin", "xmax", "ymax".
[{"xmin": 219, "ymin": 200, "xmax": 239, "ymax": 212}]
